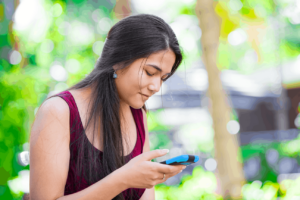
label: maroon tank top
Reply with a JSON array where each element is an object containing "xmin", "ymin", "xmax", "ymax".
[{"xmin": 53, "ymin": 91, "xmax": 146, "ymax": 199}]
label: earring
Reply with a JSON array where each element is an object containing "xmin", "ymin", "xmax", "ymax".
[{"xmin": 113, "ymin": 71, "xmax": 117, "ymax": 78}]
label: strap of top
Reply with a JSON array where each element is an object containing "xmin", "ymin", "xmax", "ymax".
[
  {"xmin": 130, "ymin": 107, "xmax": 146, "ymax": 154},
  {"xmin": 55, "ymin": 91, "xmax": 83, "ymax": 140}
]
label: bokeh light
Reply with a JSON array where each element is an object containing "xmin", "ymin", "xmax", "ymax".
[
  {"xmin": 227, "ymin": 120, "xmax": 240, "ymax": 134},
  {"xmin": 50, "ymin": 64, "xmax": 68, "ymax": 81},
  {"xmin": 9, "ymin": 50, "xmax": 22, "ymax": 65},
  {"xmin": 205, "ymin": 158, "xmax": 217, "ymax": 171}
]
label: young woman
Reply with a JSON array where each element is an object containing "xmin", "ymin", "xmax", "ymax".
[{"xmin": 29, "ymin": 14, "xmax": 185, "ymax": 200}]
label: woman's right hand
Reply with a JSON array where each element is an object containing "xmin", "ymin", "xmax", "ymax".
[{"xmin": 119, "ymin": 149, "xmax": 186, "ymax": 189}]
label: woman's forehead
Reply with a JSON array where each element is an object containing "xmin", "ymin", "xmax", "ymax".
[
  {"xmin": 145, "ymin": 50, "xmax": 175, "ymax": 68},
  {"xmin": 148, "ymin": 49, "xmax": 171, "ymax": 59}
]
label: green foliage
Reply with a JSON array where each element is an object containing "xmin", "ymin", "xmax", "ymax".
[
  {"xmin": 0, "ymin": 68, "xmax": 38, "ymax": 198},
  {"xmin": 280, "ymin": 40, "xmax": 300, "ymax": 60},
  {"xmin": 147, "ymin": 110, "xmax": 172, "ymax": 132},
  {"xmin": 155, "ymin": 166, "xmax": 221, "ymax": 200},
  {"xmin": 0, "ymin": 0, "xmax": 114, "ymax": 198}
]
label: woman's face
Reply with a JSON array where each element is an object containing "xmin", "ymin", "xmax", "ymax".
[{"xmin": 114, "ymin": 49, "xmax": 176, "ymax": 109}]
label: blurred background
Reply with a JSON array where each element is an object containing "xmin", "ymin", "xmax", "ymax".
[{"xmin": 1, "ymin": 0, "xmax": 300, "ymax": 199}]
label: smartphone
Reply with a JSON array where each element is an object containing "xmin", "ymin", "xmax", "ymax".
[{"xmin": 159, "ymin": 154, "xmax": 199, "ymax": 166}]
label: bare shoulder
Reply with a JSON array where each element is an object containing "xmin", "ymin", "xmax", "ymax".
[
  {"xmin": 29, "ymin": 96, "xmax": 71, "ymax": 199},
  {"xmin": 30, "ymin": 97, "xmax": 70, "ymax": 143},
  {"xmin": 37, "ymin": 96, "xmax": 70, "ymax": 122}
]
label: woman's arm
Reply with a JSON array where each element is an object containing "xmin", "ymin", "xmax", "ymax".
[
  {"xmin": 30, "ymin": 97, "xmax": 128, "ymax": 200},
  {"xmin": 139, "ymin": 109, "xmax": 156, "ymax": 200},
  {"xmin": 58, "ymin": 169, "xmax": 128, "ymax": 200}
]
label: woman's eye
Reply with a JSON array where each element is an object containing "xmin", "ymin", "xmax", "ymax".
[
  {"xmin": 146, "ymin": 71, "xmax": 154, "ymax": 76},
  {"xmin": 162, "ymin": 75, "xmax": 169, "ymax": 81},
  {"xmin": 146, "ymin": 70, "xmax": 169, "ymax": 81}
]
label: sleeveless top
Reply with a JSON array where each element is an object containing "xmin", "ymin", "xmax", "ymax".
[{"xmin": 53, "ymin": 91, "xmax": 146, "ymax": 199}]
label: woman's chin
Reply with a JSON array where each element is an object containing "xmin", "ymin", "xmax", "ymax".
[{"xmin": 129, "ymin": 101, "xmax": 145, "ymax": 109}]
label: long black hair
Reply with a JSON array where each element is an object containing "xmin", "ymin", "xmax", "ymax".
[{"xmin": 50, "ymin": 14, "xmax": 182, "ymax": 200}]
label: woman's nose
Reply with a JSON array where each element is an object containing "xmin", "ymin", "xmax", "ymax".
[{"xmin": 149, "ymin": 79, "xmax": 161, "ymax": 94}]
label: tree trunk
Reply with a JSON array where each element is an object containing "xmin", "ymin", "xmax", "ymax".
[{"xmin": 195, "ymin": 0, "xmax": 246, "ymax": 199}]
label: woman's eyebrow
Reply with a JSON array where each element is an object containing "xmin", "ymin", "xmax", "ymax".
[{"xmin": 145, "ymin": 64, "xmax": 171, "ymax": 75}]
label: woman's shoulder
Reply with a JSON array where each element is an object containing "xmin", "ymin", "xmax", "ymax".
[
  {"xmin": 30, "ymin": 95, "xmax": 71, "ymax": 151},
  {"xmin": 33, "ymin": 95, "xmax": 71, "ymax": 131},
  {"xmin": 41, "ymin": 95, "xmax": 70, "ymax": 115}
]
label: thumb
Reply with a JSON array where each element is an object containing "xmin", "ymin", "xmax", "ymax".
[{"xmin": 142, "ymin": 149, "xmax": 169, "ymax": 161}]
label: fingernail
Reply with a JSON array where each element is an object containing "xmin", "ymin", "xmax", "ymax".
[
  {"xmin": 180, "ymin": 170, "xmax": 182, "ymax": 172},
  {"xmin": 161, "ymin": 149, "xmax": 169, "ymax": 154},
  {"xmin": 182, "ymin": 166, "xmax": 186, "ymax": 169}
]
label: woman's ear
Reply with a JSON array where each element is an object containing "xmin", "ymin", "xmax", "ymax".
[
  {"xmin": 112, "ymin": 64, "xmax": 125, "ymax": 74},
  {"xmin": 112, "ymin": 64, "xmax": 118, "ymax": 71}
]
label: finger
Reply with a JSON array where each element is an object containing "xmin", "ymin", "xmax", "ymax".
[
  {"xmin": 169, "ymin": 169, "xmax": 183, "ymax": 177},
  {"xmin": 157, "ymin": 170, "xmax": 183, "ymax": 184},
  {"xmin": 142, "ymin": 149, "xmax": 169, "ymax": 161},
  {"xmin": 156, "ymin": 173, "xmax": 172, "ymax": 184},
  {"xmin": 157, "ymin": 173, "xmax": 168, "ymax": 183},
  {"xmin": 151, "ymin": 162, "xmax": 186, "ymax": 174}
]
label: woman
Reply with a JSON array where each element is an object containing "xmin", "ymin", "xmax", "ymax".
[{"xmin": 29, "ymin": 14, "xmax": 185, "ymax": 200}]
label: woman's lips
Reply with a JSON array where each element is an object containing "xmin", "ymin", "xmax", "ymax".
[{"xmin": 140, "ymin": 93, "xmax": 149, "ymax": 99}]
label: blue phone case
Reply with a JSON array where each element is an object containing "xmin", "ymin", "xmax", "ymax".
[{"xmin": 159, "ymin": 155, "xmax": 199, "ymax": 166}]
